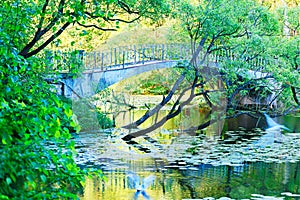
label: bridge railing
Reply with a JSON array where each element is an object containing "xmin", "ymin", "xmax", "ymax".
[
  {"xmin": 82, "ymin": 43, "xmax": 192, "ymax": 71},
  {"xmin": 48, "ymin": 44, "xmax": 279, "ymax": 72},
  {"xmin": 193, "ymin": 48, "xmax": 272, "ymax": 66},
  {"xmin": 81, "ymin": 45, "xmax": 277, "ymax": 72}
]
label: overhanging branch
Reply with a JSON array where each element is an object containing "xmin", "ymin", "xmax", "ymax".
[
  {"xmin": 22, "ymin": 22, "xmax": 71, "ymax": 58},
  {"xmin": 19, "ymin": 0, "xmax": 66, "ymax": 57},
  {"xmin": 122, "ymin": 71, "xmax": 200, "ymax": 140},
  {"xmin": 117, "ymin": 0, "xmax": 140, "ymax": 14},
  {"xmin": 122, "ymin": 71, "xmax": 187, "ymax": 129},
  {"xmin": 77, "ymin": 22, "xmax": 117, "ymax": 31}
]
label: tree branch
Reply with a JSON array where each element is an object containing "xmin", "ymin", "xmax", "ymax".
[
  {"xmin": 117, "ymin": 0, "xmax": 140, "ymax": 14},
  {"xmin": 227, "ymin": 75, "xmax": 274, "ymax": 110},
  {"xmin": 184, "ymin": 110, "xmax": 259, "ymax": 134},
  {"xmin": 77, "ymin": 21, "xmax": 117, "ymax": 31},
  {"xmin": 23, "ymin": 22, "xmax": 71, "ymax": 58},
  {"xmin": 84, "ymin": 11, "xmax": 141, "ymax": 24},
  {"xmin": 190, "ymin": 36, "xmax": 208, "ymax": 66},
  {"xmin": 122, "ymin": 72, "xmax": 187, "ymax": 129},
  {"xmin": 36, "ymin": 0, "xmax": 50, "ymax": 32},
  {"xmin": 291, "ymin": 86, "xmax": 300, "ymax": 105},
  {"xmin": 104, "ymin": 16, "xmax": 142, "ymax": 23},
  {"xmin": 19, "ymin": 0, "xmax": 66, "ymax": 57},
  {"xmin": 122, "ymin": 70, "xmax": 200, "ymax": 140}
]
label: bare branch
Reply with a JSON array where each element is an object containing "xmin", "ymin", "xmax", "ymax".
[
  {"xmin": 122, "ymin": 71, "xmax": 200, "ymax": 140},
  {"xmin": 190, "ymin": 36, "xmax": 208, "ymax": 66},
  {"xmin": 104, "ymin": 16, "xmax": 142, "ymax": 23},
  {"xmin": 291, "ymin": 86, "xmax": 300, "ymax": 105},
  {"xmin": 184, "ymin": 119, "xmax": 216, "ymax": 134},
  {"xmin": 117, "ymin": 0, "xmax": 140, "ymax": 14},
  {"xmin": 84, "ymin": 11, "xmax": 141, "ymax": 24}
]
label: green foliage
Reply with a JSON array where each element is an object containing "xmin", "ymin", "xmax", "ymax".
[
  {"xmin": 171, "ymin": 0, "xmax": 254, "ymax": 50},
  {"xmin": 96, "ymin": 109, "xmax": 115, "ymax": 129},
  {"xmin": 72, "ymin": 99, "xmax": 114, "ymax": 131},
  {"xmin": 96, "ymin": 25, "xmax": 174, "ymax": 50},
  {"xmin": 121, "ymin": 69, "xmax": 183, "ymax": 95},
  {"xmin": 0, "ymin": 47, "xmax": 105, "ymax": 199},
  {"xmin": 0, "ymin": 0, "xmax": 172, "ymax": 198},
  {"xmin": 133, "ymin": 80, "xmax": 170, "ymax": 95},
  {"xmin": 1, "ymin": 0, "xmax": 298, "ymax": 197},
  {"xmin": 170, "ymin": 0, "xmax": 299, "ymax": 113}
]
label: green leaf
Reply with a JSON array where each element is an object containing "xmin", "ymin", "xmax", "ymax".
[
  {"xmin": 40, "ymin": 175, "xmax": 47, "ymax": 183},
  {"xmin": 54, "ymin": 130, "xmax": 60, "ymax": 138},
  {"xmin": 68, "ymin": 16, "xmax": 73, "ymax": 23},
  {"xmin": 64, "ymin": 107, "xmax": 72, "ymax": 118},
  {"xmin": 66, "ymin": 163, "xmax": 74, "ymax": 171},
  {"xmin": 70, "ymin": 120, "xmax": 76, "ymax": 127},
  {"xmin": 6, "ymin": 177, "xmax": 12, "ymax": 185},
  {"xmin": 0, "ymin": 194, "xmax": 9, "ymax": 200},
  {"xmin": 2, "ymin": 138, "xmax": 7, "ymax": 145}
]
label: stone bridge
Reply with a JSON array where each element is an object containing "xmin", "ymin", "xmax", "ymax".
[
  {"xmin": 57, "ymin": 44, "xmax": 194, "ymax": 98},
  {"xmin": 53, "ymin": 44, "xmax": 277, "ymax": 105}
]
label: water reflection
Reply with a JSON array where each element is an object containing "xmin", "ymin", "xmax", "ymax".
[
  {"xmin": 75, "ymin": 128, "xmax": 300, "ymax": 199},
  {"xmin": 114, "ymin": 105, "xmax": 300, "ymax": 134},
  {"xmin": 80, "ymin": 159, "xmax": 300, "ymax": 200},
  {"xmin": 126, "ymin": 172, "xmax": 156, "ymax": 200},
  {"xmin": 114, "ymin": 106, "xmax": 210, "ymax": 132},
  {"xmin": 76, "ymin": 104, "xmax": 300, "ymax": 199}
]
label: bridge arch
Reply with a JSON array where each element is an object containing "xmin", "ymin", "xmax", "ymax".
[{"xmin": 62, "ymin": 60, "xmax": 178, "ymax": 98}]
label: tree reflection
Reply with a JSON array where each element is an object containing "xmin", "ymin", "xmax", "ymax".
[{"xmin": 79, "ymin": 161, "xmax": 300, "ymax": 200}]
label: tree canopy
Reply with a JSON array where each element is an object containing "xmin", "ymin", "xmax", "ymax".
[{"xmin": 168, "ymin": 0, "xmax": 299, "ymax": 115}]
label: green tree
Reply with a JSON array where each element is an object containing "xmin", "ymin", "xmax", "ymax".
[
  {"xmin": 0, "ymin": 0, "xmax": 169, "ymax": 199},
  {"xmin": 122, "ymin": 0, "xmax": 300, "ymax": 140},
  {"xmin": 16, "ymin": 0, "xmax": 169, "ymax": 58},
  {"xmin": 171, "ymin": 0, "xmax": 204, "ymax": 54},
  {"xmin": 169, "ymin": 0, "xmax": 299, "ymax": 113}
]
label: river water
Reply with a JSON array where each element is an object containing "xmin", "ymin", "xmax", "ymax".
[{"xmin": 74, "ymin": 104, "xmax": 300, "ymax": 200}]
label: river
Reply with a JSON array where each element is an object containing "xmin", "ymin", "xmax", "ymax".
[{"xmin": 73, "ymin": 102, "xmax": 300, "ymax": 200}]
